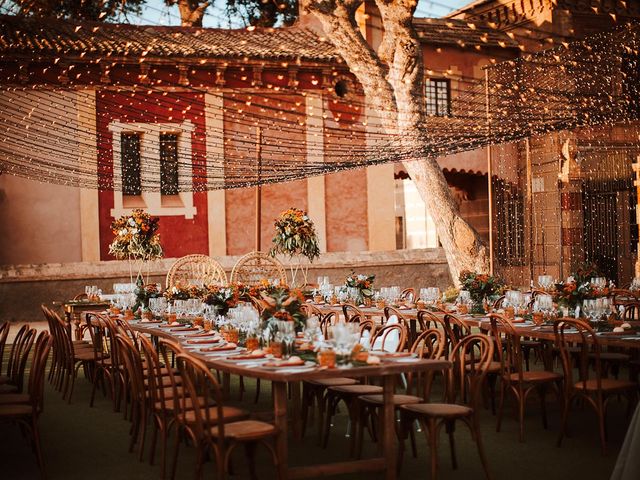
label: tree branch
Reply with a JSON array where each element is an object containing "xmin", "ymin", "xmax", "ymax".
[{"xmin": 301, "ymin": 0, "xmax": 397, "ymax": 117}]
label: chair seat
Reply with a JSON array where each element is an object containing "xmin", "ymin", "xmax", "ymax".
[
  {"xmin": 466, "ymin": 361, "xmax": 501, "ymax": 373},
  {"xmin": 504, "ymin": 371, "xmax": 562, "ymax": 384},
  {"xmin": 328, "ymin": 384, "xmax": 383, "ymax": 395},
  {"xmin": 0, "ymin": 393, "xmax": 30, "ymax": 404},
  {"xmin": 594, "ymin": 352, "xmax": 631, "ymax": 362},
  {"xmin": 74, "ymin": 350, "xmax": 108, "ymax": 362},
  {"xmin": 401, "ymin": 402, "xmax": 473, "ymax": 419},
  {"xmin": 306, "ymin": 378, "xmax": 358, "ymax": 387},
  {"xmin": 0, "ymin": 384, "xmax": 18, "ymax": 394},
  {"xmin": 574, "ymin": 378, "xmax": 636, "ymax": 392},
  {"xmin": 210, "ymin": 420, "xmax": 277, "ymax": 441},
  {"xmin": 359, "ymin": 394, "xmax": 422, "ymax": 406},
  {"xmin": 0, "ymin": 404, "xmax": 32, "ymax": 417},
  {"xmin": 183, "ymin": 406, "xmax": 249, "ymax": 425}
]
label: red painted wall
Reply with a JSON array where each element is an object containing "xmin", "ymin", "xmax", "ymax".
[{"xmin": 96, "ymin": 90, "xmax": 209, "ymax": 260}]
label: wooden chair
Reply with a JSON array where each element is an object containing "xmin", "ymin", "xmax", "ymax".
[
  {"xmin": 357, "ymin": 329, "xmax": 446, "ymax": 458},
  {"xmin": 400, "ymin": 288, "xmax": 416, "ymax": 304},
  {"xmin": 488, "ymin": 313, "xmax": 563, "ymax": 442},
  {"xmin": 322, "ymin": 323, "xmax": 407, "ymax": 453},
  {"xmin": 166, "ymin": 254, "xmax": 227, "ymax": 288},
  {"xmin": 230, "ymin": 251, "xmax": 286, "ymax": 286},
  {"xmin": 175, "ymin": 352, "xmax": 279, "ymax": 479},
  {"xmin": 554, "ymin": 318, "xmax": 638, "ymax": 454},
  {"xmin": 0, "ymin": 330, "xmax": 51, "ymax": 475},
  {"xmin": 383, "ymin": 306, "xmax": 410, "ymax": 328},
  {"xmin": 84, "ymin": 313, "xmax": 113, "ymax": 408},
  {"xmin": 342, "ymin": 303, "xmax": 363, "ymax": 322},
  {"xmin": 0, "ymin": 324, "xmax": 36, "ymax": 394},
  {"xmin": 301, "ymin": 303, "xmax": 323, "ymax": 319},
  {"xmin": 400, "ymin": 334, "xmax": 494, "ymax": 479},
  {"xmin": 0, "ymin": 322, "xmax": 9, "ymax": 377}
]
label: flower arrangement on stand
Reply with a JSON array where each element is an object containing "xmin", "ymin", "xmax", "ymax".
[
  {"xmin": 202, "ymin": 285, "xmax": 239, "ymax": 316},
  {"xmin": 270, "ymin": 208, "xmax": 320, "ymax": 288},
  {"xmin": 345, "ymin": 273, "xmax": 375, "ymax": 305},
  {"xmin": 257, "ymin": 285, "xmax": 307, "ymax": 334},
  {"xmin": 458, "ymin": 270, "xmax": 505, "ymax": 314},
  {"xmin": 109, "ymin": 209, "xmax": 163, "ymax": 285}
]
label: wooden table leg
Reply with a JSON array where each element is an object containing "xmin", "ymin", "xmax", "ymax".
[
  {"xmin": 290, "ymin": 381, "xmax": 302, "ymax": 441},
  {"xmin": 222, "ymin": 372, "xmax": 231, "ymax": 401},
  {"xmin": 382, "ymin": 375, "xmax": 397, "ymax": 480},
  {"xmin": 273, "ymin": 381, "xmax": 289, "ymax": 480},
  {"xmin": 409, "ymin": 319, "xmax": 417, "ymax": 346}
]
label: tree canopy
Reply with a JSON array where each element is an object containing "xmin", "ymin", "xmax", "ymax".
[{"xmin": 2, "ymin": 0, "xmax": 146, "ymax": 21}]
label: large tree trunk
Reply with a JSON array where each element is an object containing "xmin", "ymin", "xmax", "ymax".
[{"xmin": 302, "ymin": 0, "xmax": 490, "ymax": 283}]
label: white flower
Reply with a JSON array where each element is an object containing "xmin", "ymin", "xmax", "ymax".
[
  {"xmin": 128, "ymin": 218, "xmax": 136, "ymax": 227},
  {"xmin": 357, "ymin": 274, "xmax": 367, "ymax": 281},
  {"xmin": 567, "ymin": 276, "xmax": 575, "ymax": 283}
]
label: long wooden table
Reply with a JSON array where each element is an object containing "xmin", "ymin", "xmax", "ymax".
[{"xmin": 130, "ymin": 321, "xmax": 450, "ymax": 480}]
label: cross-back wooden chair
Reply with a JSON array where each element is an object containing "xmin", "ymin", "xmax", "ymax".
[
  {"xmin": 554, "ymin": 318, "xmax": 637, "ymax": 454},
  {"xmin": 166, "ymin": 254, "xmax": 227, "ymax": 289},
  {"xmin": 175, "ymin": 352, "xmax": 277, "ymax": 479},
  {"xmin": 230, "ymin": 251, "xmax": 286, "ymax": 286},
  {"xmin": 488, "ymin": 313, "xmax": 562, "ymax": 442},
  {"xmin": 400, "ymin": 334, "xmax": 494, "ymax": 479}
]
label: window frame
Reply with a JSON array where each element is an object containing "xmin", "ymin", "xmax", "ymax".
[
  {"xmin": 425, "ymin": 78, "xmax": 452, "ymax": 117},
  {"xmin": 108, "ymin": 120, "xmax": 197, "ymax": 219}
]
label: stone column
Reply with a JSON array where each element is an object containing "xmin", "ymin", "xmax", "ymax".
[{"xmin": 305, "ymin": 93, "xmax": 327, "ymax": 253}]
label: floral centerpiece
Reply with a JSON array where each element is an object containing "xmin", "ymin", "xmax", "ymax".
[
  {"xmin": 458, "ymin": 270, "xmax": 505, "ymax": 313},
  {"xmin": 109, "ymin": 209, "xmax": 163, "ymax": 283},
  {"xmin": 270, "ymin": 208, "xmax": 320, "ymax": 287},
  {"xmin": 257, "ymin": 285, "xmax": 307, "ymax": 333},
  {"xmin": 133, "ymin": 277, "xmax": 161, "ymax": 314},
  {"xmin": 202, "ymin": 285, "xmax": 239, "ymax": 316},
  {"xmin": 554, "ymin": 265, "xmax": 609, "ymax": 312},
  {"xmin": 345, "ymin": 273, "xmax": 375, "ymax": 305},
  {"xmin": 163, "ymin": 284, "xmax": 205, "ymax": 304}
]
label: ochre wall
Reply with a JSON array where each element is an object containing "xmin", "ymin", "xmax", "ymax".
[{"xmin": 0, "ymin": 175, "xmax": 82, "ymax": 265}]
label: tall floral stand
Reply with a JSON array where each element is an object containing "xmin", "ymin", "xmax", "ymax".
[{"xmin": 288, "ymin": 255, "xmax": 310, "ymax": 288}]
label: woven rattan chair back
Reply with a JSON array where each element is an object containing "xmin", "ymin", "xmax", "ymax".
[
  {"xmin": 230, "ymin": 251, "xmax": 286, "ymax": 286},
  {"xmin": 166, "ymin": 254, "xmax": 227, "ymax": 289}
]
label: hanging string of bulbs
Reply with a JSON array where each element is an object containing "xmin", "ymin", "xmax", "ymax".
[{"xmin": 0, "ymin": 18, "xmax": 639, "ymax": 191}]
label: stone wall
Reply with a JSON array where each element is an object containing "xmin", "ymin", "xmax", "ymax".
[{"xmin": 0, "ymin": 248, "xmax": 451, "ymax": 323}]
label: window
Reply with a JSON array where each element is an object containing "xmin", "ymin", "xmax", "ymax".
[
  {"xmin": 108, "ymin": 120, "xmax": 196, "ymax": 219},
  {"xmin": 493, "ymin": 178, "xmax": 525, "ymax": 265},
  {"xmin": 160, "ymin": 133, "xmax": 179, "ymax": 195},
  {"xmin": 426, "ymin": 79, "xmax": 451, "ymax": 117},
  {"xmin": 121, "ymin": 133, "xmax": 142, "ymax": 195}
]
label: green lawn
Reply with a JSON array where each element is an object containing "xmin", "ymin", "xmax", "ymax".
[{"xmin": 0, "ymin": 362, "xmax": 630, "ymax": 479}]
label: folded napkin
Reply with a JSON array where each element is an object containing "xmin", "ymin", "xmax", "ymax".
[
  {"xmin": 170, "ymin": 327, "xmax": 199, "ymax": 333},
  {"xmin": 186, "ymin": 338, "xmax": 222, "ymax": 345},
  {"xmin": 201, "ymin": 343, "xmax": 237, "ymax": 352}
]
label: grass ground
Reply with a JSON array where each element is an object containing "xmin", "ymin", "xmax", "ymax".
[{"xmin": 0, "ymin": 353, "xmax": 631, "ymax": 480}]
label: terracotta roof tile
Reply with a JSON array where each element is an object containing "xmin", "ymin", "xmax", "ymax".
[
  {"xmin": 413, "ymin": 17, "xmax": 519, "ymax": 49},
  {"xmin": 0, "ymin": 14, "xmax": 338, "ymax": 61}
]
